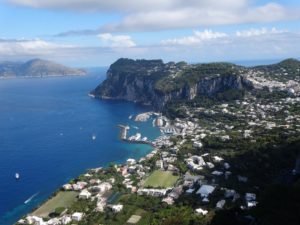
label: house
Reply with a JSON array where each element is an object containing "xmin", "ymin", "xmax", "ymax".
[
  {"xmin": 224, "ymin": 189, "xmax": 236, "ymax": 198},
  {"xmin": 72, "ymin": 181, "xmax": 87, "ymax": 191},
  {"xmin": 247, "ymin": 201, "xmax": 257, "ymax": 208},
  {"xmin": 127, "ymin": 158, "xmax": 136, "ymax": 165},
  {"xmin": 195, "ymin": 208, "xmax": 208, "ymax": 215},
  {"xmin": 212, "ymin": 171, "xmax": 223, "ymax": 176},
  {"xmin": 186, "ymin": 155, "xmax": 206, "ymax": 171},
  {"xmin": 223, "ymin": 162, "xmax": 230, "ymax": 169},
  {"xmin": 72, "ymin": 212, "xmax": 84, "ymax": 221},
  {"xmin": 156, "ymin": 160, "xmax": 163, "ymax": 169},
  {"xmin": 206, "ymin": 162, "xmax": 215, "ymax": 169},
  {"xmin": 46, "ymin": 218, "xmax": 60, "ymax": 225},
  {"xmin": 169, "ymin": 186, "xmax": 183, "ymax": 199},
  {"xmin": 79, "ymin": 189, "xmax": 91, "ymax": 199},
  {"xmin": 186, "ymin": 188, "xmax": 195, "ymax": 194},
  {"xmin": 213, "ymin": 156, "xmax": 224, "ymax": 162},
  {"xmin": 193, "ymin": 141, "xmax": 203, "ymax": 148},
  {"xmin": 62, "ymin": 184, "xmax": 72, "ymax": 191},
  {"xmin": 196, "ymin": 185, "xmax": 215, "ymax": 197},
  {"xmin": 110, "ymin": 204, "xmax": 123, "ymax": 212},
  {"xmin": 128, "ymin": 165, "xmax": 137, "ymax": 173},
  {"xmin": 61, "ymin": 216, "xmax": 72, "ymax": 224},
  {"xmin": 98, "ymin": 182, "xmax": 112, "ymax": 193},
  {"xmin": 162, "ymin": 196, "xmax": 174, "ymax": 205},
  {"xmin": 245, "ymin": 193, "xmax": 256, "ymax": 202},
  {"xmin": 216, "ymin": 199, "xmax": 226, "ymax": 209},
  {"xmin": 238, "ymin": 175, "xmax": 248, "ymax": 183},
  {"xmin": 89, "ymin": 179, "xmax": 101, "ymax": 185},
  {"xmin": 26, "ymin": 216, "xmax": 45, "ymax": 225}
]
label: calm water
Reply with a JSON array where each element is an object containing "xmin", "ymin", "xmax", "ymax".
[{"xmin": 0, "ymin": 71, "xmax": 160, "ymax": 225}]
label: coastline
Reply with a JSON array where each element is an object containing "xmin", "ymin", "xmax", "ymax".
[{"xmin": 15, "ymin": 113, "xmax": 162, "ymax": 224}]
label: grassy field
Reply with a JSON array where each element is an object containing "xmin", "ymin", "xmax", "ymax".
[
  {"xmin": 32, "ymin": 191, "xmax": 78, "ymax": 218},
  {"xmin": 143, "ymin": 170, "xmax": 179, "ymax": 188}
]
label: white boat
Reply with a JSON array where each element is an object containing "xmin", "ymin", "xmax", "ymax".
[
  {"xmin": 15, "ymin": 173, "xmax": 20, "ymax": 179},
  {"xmin": 24, "ymin": 192, "xmax": 39, "ymax": 204},
  {"xmin": 92, "ymin": 134, "xmax": 96, "ymax": 140}
]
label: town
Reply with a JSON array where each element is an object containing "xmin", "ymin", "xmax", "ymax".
[{"xmin": 17, "ymin": 85, "xmax": 300, "ymax": 224}]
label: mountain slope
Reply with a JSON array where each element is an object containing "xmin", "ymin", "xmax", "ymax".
[
  {"xmin": 92, "ymin": 58, "xmax": 300, "ymax": 110},
  {"xmin": 0, "ymin": 59, "xmax": 86, "ymax": 77},
  {"xmin": 91, "ymin": 58, "xmax": 253, "ymax": 109}
]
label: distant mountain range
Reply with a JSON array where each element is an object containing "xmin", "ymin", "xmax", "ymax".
[{"xmin": 0, "ymin": 59, "xmax": 87, "ymax": 78}]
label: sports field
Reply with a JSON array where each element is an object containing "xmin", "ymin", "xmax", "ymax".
[
  {"xmin": 143, "ymin": 170, "xmax": 179, "ymax": 188},
  {"xmin": 33, "ymin": 191, "xmax": 78, "ymax": 218}
]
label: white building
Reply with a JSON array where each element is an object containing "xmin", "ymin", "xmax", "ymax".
[
  {"xmin": 61, "ymin": 216, "xmax": 72, "ymax": 224},
  {"xmin": 79, "ymin": 189, "xmax": 92, "ymax": 199},
  {"xmin": 216, "ymin": 199, "xmax": 226, "ymax": 209},
  {"xmin": 110, "ymin": 204, "xmax": 123, "ymax": 212},
  {"xmin": 195, "ymin": 208, "xmax": 208, "ymax": 215},
  {"xmin": 196, "ymin": 185, "xmax": 215, "ymax": 198},
  {"xmin": 72, "ymin": 212, "xmax": 84, "ymax": 222}
]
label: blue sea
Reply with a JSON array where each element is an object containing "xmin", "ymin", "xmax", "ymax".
[{"xmin": 0, "ymin": 70, "xmax": 160, "ymax": 225}]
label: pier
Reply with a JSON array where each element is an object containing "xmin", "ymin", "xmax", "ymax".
[
  {"xmin": 117, "ymin": 124, "xmax": 154, "ymax": 146},
  {"xmin": 117, "ymin": 124, "xmax": 130, "ymax": 140}
]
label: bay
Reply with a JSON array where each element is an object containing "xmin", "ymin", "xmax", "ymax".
[{"xmin": 0, "ymin": 70, "xmax": 160, "ymax": 225}]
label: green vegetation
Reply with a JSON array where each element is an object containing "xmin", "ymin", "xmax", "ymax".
[
  {"xmin": 254, "ymin": 58, "xmax": 300, "ymax": 81},
  {"xmin": 155, "ymin": 62, "xmax": 245, "ymax": 94},
  {"xmin": 143, "ymin": 170, "xmax": 179, "ymax": 188},
  {"xmin": 33, "ymin": 191, "xmax": 77, "ymax": 218}
]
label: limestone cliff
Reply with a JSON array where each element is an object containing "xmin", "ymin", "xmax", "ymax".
[{"xmin": 92, "ymin": 58, "xmax": 254, "ymax": 110}]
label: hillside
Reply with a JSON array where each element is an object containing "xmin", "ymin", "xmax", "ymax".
[
  {"xmin": 91, "ymin": 58, "xmax": 253, "ymax": 109},
  {"xmin": 0, "ymin": 59, "xmax": 86, "ymax": 78},
  {"xmin": 92, "ymin": 58, "xmax": 300, "ymax": 110}
]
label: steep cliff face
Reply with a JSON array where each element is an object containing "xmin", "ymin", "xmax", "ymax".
[{"xmin": 92, "ymin": 58, "xmax": 253, "ymax": 110}]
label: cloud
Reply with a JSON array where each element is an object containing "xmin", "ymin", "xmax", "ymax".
[
  {"xmin": 98, "ymin": 33, "xmax": 136, "ymax": 47},
  {"xmin": 0, "ymin": 38, "xmax": 72, "ymax": 56},
  {"xmin": 161, "ymin": 29, "xmax": 227, "ymax": 45},
  {"xmin": 7, "ymin": 0, "xmax": 300, "ymax": 34},
  {"xmin": 159, "ymin": 28, "xmax": 300, "ymax": 62},
  {"xmin": 0, "ymin": 28, "xmax": 299, "ymax": 67},
  {"xmin": 236, "ymin": 27, "xmax": 286, "ymax": 37}
]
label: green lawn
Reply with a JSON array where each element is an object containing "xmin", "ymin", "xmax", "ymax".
[
  {"xmin": 32, "ymin": 191, "xmax": 78, "ymax": 218},
  {"xmin": 143, "ymin": 170, "xmax": 179, "ymax": 188}
]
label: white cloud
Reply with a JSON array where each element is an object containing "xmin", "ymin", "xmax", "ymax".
[
  {"xmin": 0, "ymin": 38, "xmax": 72, "ymax": 56},
  {"xmin": 161, "ymin": 29, "xmax": 227, "ymax": 45},
  {"xmin": 0, "ymin": 29, "xmax": 299, "ymax": 67},
  {"xmin": 7, "ymin": 0, "xmax": 300, "ymax": 33},
  {"xmin": 98, "ymin": 33, "xmax": 136, "ymax": 48},
  {"xmin": 236, "ymin": 27, "xmax": 286, "ymax": 37},
  {"xmin": 159, "ymin": 28, "xmax": 300, "ymax": 62}
]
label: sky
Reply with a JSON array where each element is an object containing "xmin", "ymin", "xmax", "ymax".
[{"xmin": 0, "ymin": 0, "xmax": 300, "ymax": 67}]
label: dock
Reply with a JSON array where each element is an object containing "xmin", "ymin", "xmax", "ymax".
[
  {"xmin": 117, "ymin": 124, "xmax": 130, "ymax": 140},
  {"xmin": 117, "ymin": 124, "xmax": 154, "ymax": 146}
]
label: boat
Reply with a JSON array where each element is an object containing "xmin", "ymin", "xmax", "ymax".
[
  {"xmin": 92, "ymin": 134, "xmax": 96, "ymax": 140},
  {"xmin": 24, "ymin": 192, "xmax": 39, "ymax": 204},
  {"xmin": 15, "ymin": 173, "xmax": 20, "ymax": 180},
  {"xmin": 129, "ymin": 115, "xmax": 133, "ymax": 119}
]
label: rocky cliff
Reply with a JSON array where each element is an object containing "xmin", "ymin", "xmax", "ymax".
[{"xmin": 92, "ymin": 58, "xmax": 255, "ymax": 110}]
